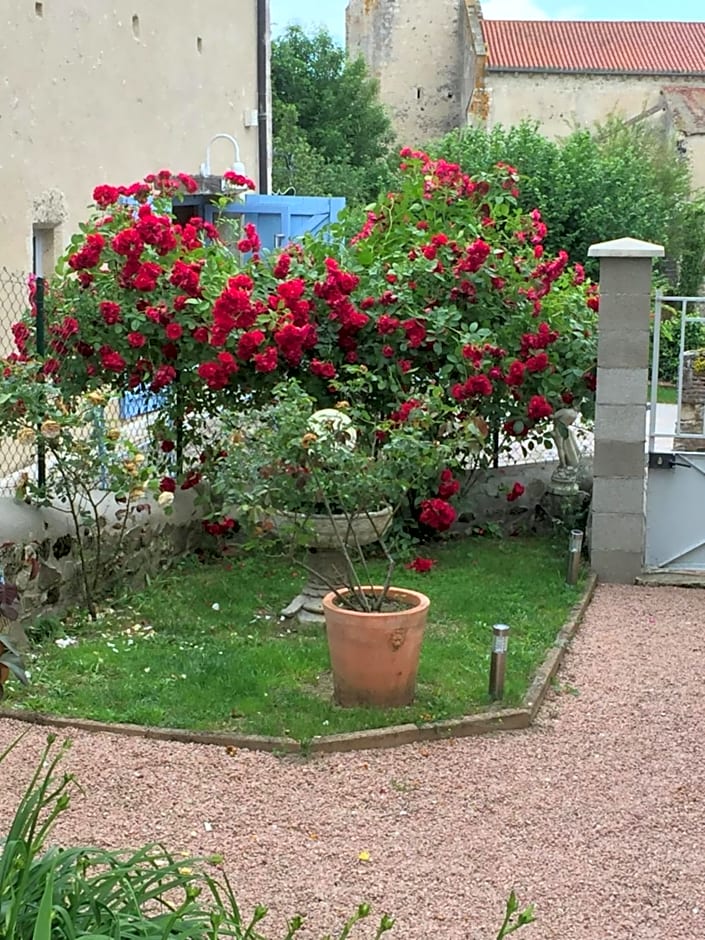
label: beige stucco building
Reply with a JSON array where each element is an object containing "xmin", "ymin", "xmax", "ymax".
[
  {"xmin": 346, "ymin": 1, "xmax": 705, "ymax": 188},
  {"xmin": 0, "ymin": 0, "xmax": 271, "ymax": 290}
]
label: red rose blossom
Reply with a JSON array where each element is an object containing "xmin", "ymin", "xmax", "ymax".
[
  {"xmin": 134, "ymin": 261, "xmax": 162, "ymax": 292},
  {"xmin": 527, "ymin": 395, "xmax": 553, "ymax": 421},
  {"xmin": 526, "ymin": 352, "xmax": 549, "ymax": 373},
  {"xmin": 252, "ymin": 346, "xmax": 278, "ymax": 373},
  {"xmin": 437, "ymin": 469, "xmax": 460, "ymax": 499},
  {"xmin": 93, "ymin": 184, "xmax": 120, "ymax": 208},
  {"xmin": 418, "ymin": 498, "xmax": 457, "ymax": 532},
  {"xmin": 100, "ymin": 349, "xmax": 126, "ymax": 372},
  {"xmin": 151, "ymin": 364, "xmax": 177, "ymax": 391},
  {"xmin": 180, "ymin": 470, "xmax": 202, "ymax": 490},
  {"xmin": 405, "ymin": 557, "xmax": 436, "ymax": 573},
  {"xmin": 507, "ymin": 482, "xmax": 525, "ymax": 503},
  {"xmin": 310, "ymin": 358, "xmax": 337, "ymax": 380},
  {"xmin": 402, "ymin": 318, "xmax": 427, "ymax": 349},
  {"xmin": 505, "ymin": 360, "xmax": 525, "ymax": 387}
]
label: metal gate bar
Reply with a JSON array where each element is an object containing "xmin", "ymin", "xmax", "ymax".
[{"xmin": 649, "ymin": 293, "xmax": 705, "ymax": 452}]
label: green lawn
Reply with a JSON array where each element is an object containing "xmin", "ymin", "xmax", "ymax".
[{"xmin": 10, "ymin": 537, "xmax": 583, "ymax": 743}]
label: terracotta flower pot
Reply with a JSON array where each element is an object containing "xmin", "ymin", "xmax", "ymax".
[{"xmin": 322, "ymin": 586, "xmax": 430, "ymax": 708}]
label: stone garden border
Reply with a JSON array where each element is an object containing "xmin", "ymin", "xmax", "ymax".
[{"xmin": 0, "ymin": 573, "xmax": 598, "ymax": 755}]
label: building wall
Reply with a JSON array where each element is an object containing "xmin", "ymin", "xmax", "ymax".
[
  {"xmin": 346, "ymin": 0, "xmax": 465, "ymax": 146},
  {"xmin": 346, "ymin": 0, "xmax": 705, "ymax": 188},
  {"xmin": 686, "ymin": 137, "xmax": 705, "ymax": 189},
  {"xmin": 0, "ymin": 0, "xmax": 265, "ymax": 283},
  {"xmin": 485, "ymin": 71, "xmax": 705, "ymax": 137}
]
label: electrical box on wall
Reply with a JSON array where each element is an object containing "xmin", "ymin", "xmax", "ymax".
[{"xmin": 243, "ymin": 109, "xmax": 259, "ymax": 127}]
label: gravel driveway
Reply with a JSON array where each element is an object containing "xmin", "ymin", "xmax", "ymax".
[{"xmin": 0, "ymin": 582, "xmax": 703, "ymax": 939}]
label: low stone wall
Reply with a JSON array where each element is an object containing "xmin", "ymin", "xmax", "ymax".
[
  {"xmin": 457, "ymin": 457, "xmax": 593, "ymax": 533},
  {"xmin": 0, "ymin": 489, "xmax": 206, "ymax": 632},
  {"xmin": 674, "ymin": 349, "xmax": 705, "ymax": 451}
]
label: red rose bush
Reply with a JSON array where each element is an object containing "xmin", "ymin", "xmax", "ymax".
[{"xmin": 7, "ymin": 153, "xmax": 597, "ymax": 532}]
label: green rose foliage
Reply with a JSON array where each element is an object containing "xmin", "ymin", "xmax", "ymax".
[
  {"xmin": 7, "ymin": 155, "xmax": 597, "ymax": 489},
  {"xmin": 213, "ymin": 377, "xmax": 458, "ymax": 529},
  {"xmin": 0, "ymin": 360, "xmax": 165, "ymax": 616}
]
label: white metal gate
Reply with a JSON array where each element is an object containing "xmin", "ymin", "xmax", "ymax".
[{"xmin": 645, "ymin": 294, "xmax": 705, "ymax": 570}]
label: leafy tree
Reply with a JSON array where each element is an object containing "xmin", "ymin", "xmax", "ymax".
[
  {"xmin": 676, "ymin": 197, "xmax": 705, "ymax": 296},
  {"xmin": 271, "ymin": 26, "xmax": 395, "ymax": 204},
  {"xmin": 431, "ymin": 118, "xmax": 697, "ymax": 281}
]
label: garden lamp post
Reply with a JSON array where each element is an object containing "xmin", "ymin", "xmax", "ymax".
[{"xmin": 489, "ymin": 623, "xmax": 510, "ymax": 700}]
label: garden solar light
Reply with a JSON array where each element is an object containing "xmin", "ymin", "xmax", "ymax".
[
  {"xmin": 566, "ymin": 529, "xmax": 584, "ymax": 586},
  {"xmin": 489, "ymin": 623, "xmax": 510, "ymax": 700}
]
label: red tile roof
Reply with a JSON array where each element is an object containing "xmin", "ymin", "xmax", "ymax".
[{"xmin": 482, "ymin": 20, "xmax": 705, "ymax": 75}]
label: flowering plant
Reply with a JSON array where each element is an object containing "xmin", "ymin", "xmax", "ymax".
[
  {"xmin": 209, "ymin": 376, "xmax": 459, "ymax": 610},
  {"xmin": 10, "ymin": 152, "xmax": 597, "ymax": 505},
  {"xmin": 0, "ymin": 361, "xmax": 163, "ymax": 618}
]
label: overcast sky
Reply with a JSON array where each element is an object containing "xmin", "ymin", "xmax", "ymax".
[{"xmin": 270, "ymin": 0, "xmax": 704, "ymax": 43}]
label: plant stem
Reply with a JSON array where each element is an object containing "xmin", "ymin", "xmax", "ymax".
[{"xmin": 52, "ymin": 450, "xmax": 97, "ymax": 619}]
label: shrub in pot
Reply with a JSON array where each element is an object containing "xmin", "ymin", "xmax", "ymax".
[{"xmin": 212, "ymin": 375, "xmax": 459, "ymax": 705}]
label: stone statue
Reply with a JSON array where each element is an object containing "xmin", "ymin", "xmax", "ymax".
[
  {"xmin": 549, "ymin": 407, "xmax": 581, "ymax": 495},
  {"xmin": 552, "ymin": 408, "xmax": 580, "ymax": 468}
]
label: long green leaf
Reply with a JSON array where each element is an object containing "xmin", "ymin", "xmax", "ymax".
[{"xmin": 31, "ymin": 867, "xmax": 54, "ymax": 940}]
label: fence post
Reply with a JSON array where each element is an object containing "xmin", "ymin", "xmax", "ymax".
[
  {"xmin": 35, "ymin": 276, "xmax": 46, "ymax": 489},
  {"xmin": 175, "ymin": 375, "xmax": 184, "ymax": 477}
]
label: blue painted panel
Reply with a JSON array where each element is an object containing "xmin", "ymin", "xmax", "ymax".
[
  {"xmin": 215, "ymin": 194, "xmax": 346, "ymax": 250},
  {"xmin": 120, "ymin": 389, "xmax": 165, "ymax": 420}
]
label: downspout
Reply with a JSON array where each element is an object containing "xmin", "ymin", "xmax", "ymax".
[{"xmin": 256, "ymin": 0, "xmax": 270, "ymax": 193}]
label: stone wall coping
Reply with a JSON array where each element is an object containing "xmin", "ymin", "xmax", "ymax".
[{"xmin": 588, "ymin": 236, "xmax": 665, "ymax": 258}]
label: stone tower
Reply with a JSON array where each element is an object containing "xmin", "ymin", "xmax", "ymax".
[{"xmin": 346, "ymin": 0, "xmax": 470, "ymax": 147}]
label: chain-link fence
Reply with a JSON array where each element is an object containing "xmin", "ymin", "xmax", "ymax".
[
  {"xmin": 0, "ymin": 270, "xmax": 176, "ymax": 497},
  {"xmin": 0, "ymin": 268, "xmax": 37, "ymax": 497}
]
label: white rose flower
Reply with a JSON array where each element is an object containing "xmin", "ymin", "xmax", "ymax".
[{"xmin": 307, "ymin": 408, "xmax": 357, "ymax": 449}]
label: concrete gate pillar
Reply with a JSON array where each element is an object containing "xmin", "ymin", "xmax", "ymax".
[{"xmin": 587, "ymin": 237, "xmax": 664, "ymax": 583}]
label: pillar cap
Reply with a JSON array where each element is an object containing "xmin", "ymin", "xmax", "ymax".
[{"xmin": 588, "ymin": 237, "xmax": 665, "ymax": 258}]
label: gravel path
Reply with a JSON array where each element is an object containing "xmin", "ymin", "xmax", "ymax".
[{"xmin": 1, "ymin": 583, "xmax": 704, "ymax": 939}]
